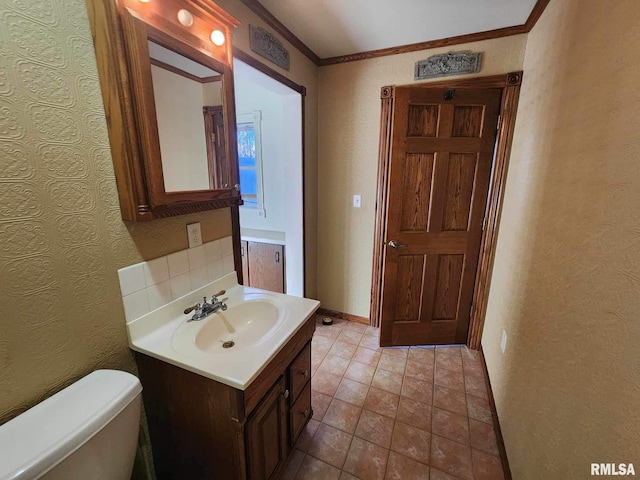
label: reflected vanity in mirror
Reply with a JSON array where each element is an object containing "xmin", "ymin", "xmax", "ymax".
[{"xmin": 87, "ymin": 0, "xmax": 241, "ymax": 221}]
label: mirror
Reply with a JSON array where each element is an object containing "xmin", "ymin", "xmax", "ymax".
[
  {"xmin": 148, "ymin": 41, "xmax": 226, "ymax": 192},
  {"xmin": 86, "ymin": 0, "xmax": 241, "ymax": 221}
]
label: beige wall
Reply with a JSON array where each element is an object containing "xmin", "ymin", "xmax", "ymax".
[
  {"xmin": 482, "ymin": 0, "xmax": 640, "ymax": 477},
  {"xmin": 317, "ymin": 36, "xmax": 527, "ymax": 316},
  {"xmin": 215, "ymin": 0, "xmax": 320, "ymax": 298},
  {"xmin": 202, "ymin": 80, "xmax": 223, "ymax": 106},
  {"xmin": 0, "ymin": 1, "xmax": 235, "ymax": 423}
]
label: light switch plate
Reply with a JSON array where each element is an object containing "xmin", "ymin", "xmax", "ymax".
[
  {"xmin": 353, "ymin": 194, "xmax": 362, "ymax": 208},
  {"xmin": 187, "ymin": 223, "xmax": 202, "ymax": 248},
  {"xmin": 501, "ymin": 329, "xmax": 507, "ymax": 353}
]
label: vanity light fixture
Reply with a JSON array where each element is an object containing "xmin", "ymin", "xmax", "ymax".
[
  {"xmin": 177, "ymin": 9, "xmax": 194, "ymax": 27},
  {"xmin": 138, "ymin": 0, "xmax": 150, "ymax": 3},
  {"xmin": 210, "ymin": 29, "xmax": 225, "ymax": 46}
]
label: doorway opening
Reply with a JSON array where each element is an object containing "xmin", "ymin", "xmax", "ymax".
[{"xmin": 233, "ymin": 54, "xmax": 305, "ymax": 297}]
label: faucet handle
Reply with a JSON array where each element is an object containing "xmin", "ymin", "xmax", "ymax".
[
  {"xmin": 184, "ymin": 302, "xmax": 200, "ymax": 315},
  {"xmin": 211, "ymin": 290, "xmax": 226, "ymax": 302}
]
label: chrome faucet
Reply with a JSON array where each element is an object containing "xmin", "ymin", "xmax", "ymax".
[{"xmin": 184, "ymin": 290, "xmax": 227, "ymax": 322}]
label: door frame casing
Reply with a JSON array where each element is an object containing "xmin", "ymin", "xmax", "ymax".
[{"xmin": 370, "ymin": 72, "xmax": 523, "ymax": 349}]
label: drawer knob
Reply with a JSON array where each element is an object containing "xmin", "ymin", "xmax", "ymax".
[
  {"xmin": 300, "ymin": 369, "xmax": 309, "ymax": 378},
  {"xmin": 283, "ymin": 389, "xmax": 290, "ymax": 399},
  {"xmin": 302, "ymin": 409, "xmax": 311, "ymax": 417}
]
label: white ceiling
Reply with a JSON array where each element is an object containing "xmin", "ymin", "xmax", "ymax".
[{"xmin": 258, "ymin": 0, "xmax": 538, "ymax": 58}]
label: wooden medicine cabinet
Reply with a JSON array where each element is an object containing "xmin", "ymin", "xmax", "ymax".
[{"xmin": 86, "ymin": 0, "xmax": 241, "ymax": 221}]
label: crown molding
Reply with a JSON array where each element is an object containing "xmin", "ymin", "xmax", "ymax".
[
  {"xmin": 319, "ymin": 25, "xmax": 528, "ymax": 66},
  {"xmin": 524, "ymin": 0, "xmax": 551, "ymax": 30},
  {"xmin": 238, "ymin": 0, "xmax": 321, "ymax": 65},
  {"xmin": 242, "ymin": 0, "xmax": 551, "ymax": 67}
]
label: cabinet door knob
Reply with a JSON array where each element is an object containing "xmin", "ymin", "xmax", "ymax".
[
  {"xmin": 302, "ymin": 409, "xmax": 310, "ymax": 417},
  {"xmin": 300, "ymin": 369, "xmax": 309, "ymax": 378},
  {"xmin": 283, "ymin": 389, "xmax": 290, "ymax": 399}
]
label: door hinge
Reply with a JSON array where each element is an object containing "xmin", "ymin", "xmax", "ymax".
[
  {"xmin": 275, "ymin": 251, "xmax": 280, "ymax": 264},
  {"xmin": 482, "ymin": 215, "xmax": 487, "ymax": 231},
  {"xmin": 211, "ymin": 132, "xmax": 216, "ymax": 143},
  {"xmin": 470, "ymin": 305, "xmax": 474, "ymax": 318},
  {"xmin": 496, "ymin": 115, "xmax": 502, "ymax": 131}
]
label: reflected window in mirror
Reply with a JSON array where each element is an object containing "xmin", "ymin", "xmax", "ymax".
[
  {"xmin": 237, "ymin": 111, "xmax": 265, "ymax": 215},
  {"xmin": 148, "ymin": 40, "xmax": 225, "ymax": 192}
]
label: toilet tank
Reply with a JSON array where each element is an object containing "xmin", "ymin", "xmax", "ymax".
[{"xmin": 0, "ymin": 370, "xmax": 142, "ymax": 480}]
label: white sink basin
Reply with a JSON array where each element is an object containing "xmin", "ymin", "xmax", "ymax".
[
  {"xmin": 126, "ymin": 273, "xmax": 320, "ymax": 390},
  {"xmin": 194, "ymin": 299, "xmax": 281, "ymax": 352},
  {"xmin": 171, "ymin": 293, "xmax": 285, "ymax": 356}
]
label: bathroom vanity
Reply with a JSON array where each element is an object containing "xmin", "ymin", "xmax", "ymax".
[
  {"xmin": 127, "ymin": 276, "xmax": 319, "ymax": 479},
  {"xmin": 135, "ymin": 320, "xmax": 312, "ymax": 479}
]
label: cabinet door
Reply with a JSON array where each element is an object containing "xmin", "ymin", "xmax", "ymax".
[
  {"xmin": 246, "ymin": 377, "xmax": 288, "ymax": 480},
  {"xmin": 241, "ymin": 240, "xmax": 249, "ymax": 285},
  {"xmin": 248, "ymin": 242, "xmax": 285, "ymax": 293}
]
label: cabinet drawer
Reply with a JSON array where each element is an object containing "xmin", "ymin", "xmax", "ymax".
[
  {"xmin": 290, "ymin": 381, "xmax": 312, "ymax": 445},
  {"xmin": 289, "ymin": 342, "xmax": 311, "ymax": 403}
]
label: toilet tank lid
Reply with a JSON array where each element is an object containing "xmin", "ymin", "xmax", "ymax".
[{"xmin": 0, "ymin": 369, "xmax": 142, "ymax": 480}]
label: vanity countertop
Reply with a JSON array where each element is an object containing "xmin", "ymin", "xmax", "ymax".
[
  {"xmin": 240, "ymin": 228, "xmax": 285, "ymax": 245},
  {"xmin": 126, "ymin": 273, "xmax": 319, "ymax": 390}
]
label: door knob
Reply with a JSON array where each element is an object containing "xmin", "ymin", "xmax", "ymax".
[{"xmin": 388, "ymin": 240, "xmax": 408, "ymax": 249}]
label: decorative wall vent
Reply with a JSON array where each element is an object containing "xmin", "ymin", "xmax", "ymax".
[
  {"xmin": 415, "ymin": 52, "xmax": 482, "ymax": 80},
  {"xmin": 249, "ymin": 25, "xmax": 290, "ymax": 71}
]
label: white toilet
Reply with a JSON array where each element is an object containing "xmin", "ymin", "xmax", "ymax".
[{"xmin": 0, "ymin": 370, "xmax": 142, "ymax": 480}]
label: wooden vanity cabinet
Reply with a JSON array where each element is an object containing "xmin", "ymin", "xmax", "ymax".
[
  {"xmin": 245, "ymin": 377, "xmax": 288, "ymax": 480},
  {"xmin": 135, "ymin": 315, "xmax": 315, "ymax": 480},
  {"xmin": 241, "ymin": 240, "xmax": 286, "ymax": 293}
]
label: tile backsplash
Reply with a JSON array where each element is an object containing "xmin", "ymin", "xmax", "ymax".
[{"xmin": 117, "ymin": 236, "xmax": 235, "ymax": 323}]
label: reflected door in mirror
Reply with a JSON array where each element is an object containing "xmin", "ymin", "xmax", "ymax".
[{"xmin": 203, "ymin": 106, "xmax": 228, "ymax": 189}]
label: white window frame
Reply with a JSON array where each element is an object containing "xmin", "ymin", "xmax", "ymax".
[{"xmin": 237, "ymin": 111, "xmax": 265, "ymax": 217}]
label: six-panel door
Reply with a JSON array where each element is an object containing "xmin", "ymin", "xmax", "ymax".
[{"xmin": 380, "ymin": 87, "xmax": 502, "ymax": 346}]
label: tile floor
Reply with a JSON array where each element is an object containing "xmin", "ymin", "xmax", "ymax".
[{"xmin": 278, "ymin": 316, "xmax": 505, "ymax": 480}]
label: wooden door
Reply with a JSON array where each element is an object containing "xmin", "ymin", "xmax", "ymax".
[
  {"xmin": 246, "ymin": 377, "xmax": 288, "ymax": 480},
  {"xmin": 380, "ymin": 87, "xmax": 502, "ymax": 346},
  {"xmin": 203, "ymin": 105, "xmax": 227, "ymax": 188},
  {"xmin": 248, "ymin": 242, "xmax": 285, "ymax": 293}
]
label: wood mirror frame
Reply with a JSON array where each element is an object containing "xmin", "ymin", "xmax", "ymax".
[{"xmin": 86, "ymin": 0, "xmax": 241, "ymax": 221}]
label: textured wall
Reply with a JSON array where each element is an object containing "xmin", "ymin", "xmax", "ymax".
[
  {"xmin": 0, "ymin": 0, "xmax": 232, "ymax": 423},
  {"xmin": 317, "ymin": 36, "xmax": 527, "ymax": 316},
  {"xmin": 482, "ymin": 0, "xmax": 640, "ymax": 477},
  {"xmin": 214, "ymin": 0, "xmax": 319, "ymax": 298}
]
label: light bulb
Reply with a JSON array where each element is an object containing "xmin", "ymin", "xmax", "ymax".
[
  {"xmin": 210, "ymin": 30, "xmax": 225, "ymax": 46},
  {"xmin": 177, "ymin": 9, "xmax": 194, "ymax": 27}
]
